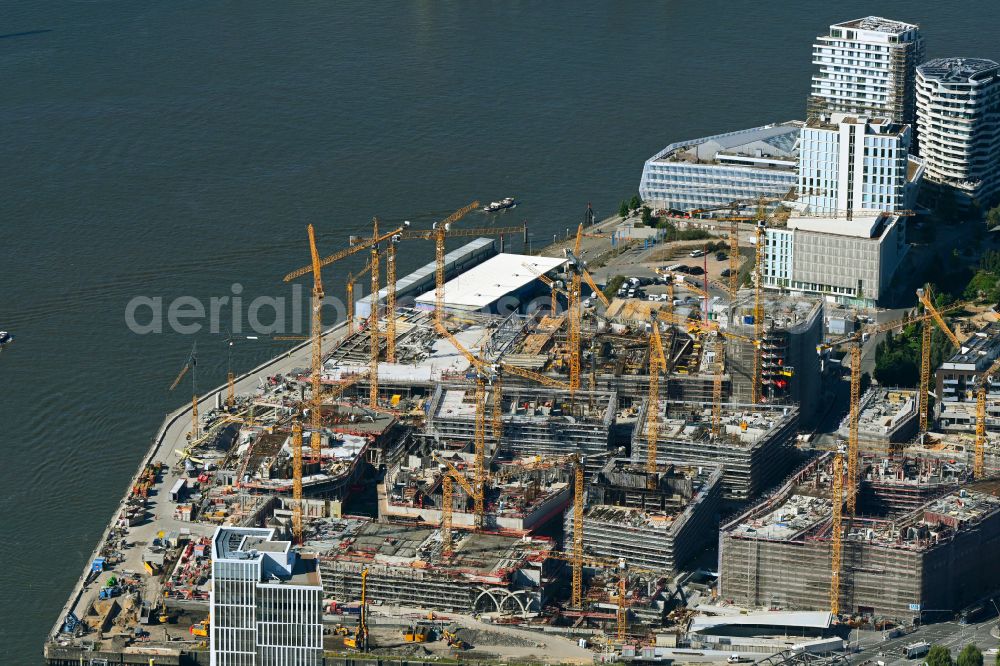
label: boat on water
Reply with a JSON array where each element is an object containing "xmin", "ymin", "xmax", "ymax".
[
  {"xmin": 0, "ymin": 331, "xmax": 12, "ymax": 348},
  {"xmin": 482, "ymin": 197, "xmax": 516, "ymax": 213}
]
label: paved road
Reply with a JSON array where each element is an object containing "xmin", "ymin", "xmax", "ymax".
[{"xmin": 848, "ymin": 617, "xmax": 999, "ymax": 666}]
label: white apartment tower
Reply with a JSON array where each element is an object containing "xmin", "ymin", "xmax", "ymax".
[
  {"xmin": 808, "ymin": 17, "xmax": 925, "ymax": 126},
  {"xmin": 798, "ymin": 113, "xmax": 915, "ymax": 218},
  {"xmin": 916, "ymin": 58, "xmax": 1000, "ymax": 207},
  {"xmin": 210, "ymin": 527, "xmax": 323, "ymax": 666}
]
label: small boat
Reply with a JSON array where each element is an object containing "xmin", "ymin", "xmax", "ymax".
[
  {"xmin": 0, "ymin": 331, "xmax": 11, "ymax": 348},
  {"xmin": 482, "ymin": 197, "xmax": 517, "ymax": 213}
]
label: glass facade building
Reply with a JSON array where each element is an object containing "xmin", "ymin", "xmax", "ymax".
[
  {"xmin": 639, "ymin": 122, "xmax": 801, "ymax": 213},
  {"xmin": 211, "ymin": 527, "xmax": 323, "ymax": 666}
]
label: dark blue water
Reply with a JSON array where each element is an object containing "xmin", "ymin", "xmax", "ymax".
[{"xmin": 2, "ymin": 2, "xmax": 995, "ymax": 661}]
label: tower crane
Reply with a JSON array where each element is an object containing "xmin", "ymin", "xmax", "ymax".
[
  {"xmin": 829, "ymin": 449, "xmax": 844, "ymax": 616},
  {"xmin": 548, "ymin": 548, "xmax": 656, "ymax": 642},
  {"xmin": 564, "ymin": 223, "xmax": 608, "ymax": 393},
  {"xmin": 751, "ymin": 220, "xmax": 766, "ymax": 404},
  {"xmin": 291, "ymin": 421, "xmax": 304, "ymax": 544},
  {"xmin": 345, "ymin": 260, "xmax": 372, "ymax": 335},
  {"xmin": 729, "ymin": 216, "xmax": 740, "ymax": 297},
  {"xmin": 521, "ymin": 261, "xmax": 569, "ymax": 314},
  {"xmin": 385, "ymin": 231, "xmax": 401, "ymax": 362},
  {"xmin": 974, "ymin": 356, "xmax": 1000, "ymax": 479},
  {"xmin": 306, "ymin": 224, "xmax": 326, "ymax": 457},
  {"xmin": 369, "ymin": 218, "xmax": 381, "ymax": 409},
  {"xmin": 432, "ymin": 453, "xmax": 482, "ymax": 552},
  {"xmin": 169, "ymin": 342, "xmax": 200, "ymax": 440},
  {"xmin": 820, "ymin": 305, "xmax": 966, "ymax": 512},
  {"xmin": 646, "ymin": 318, "xmax": 667, "ymax": 487},
  {"xmin": 282, "ymin": 219, "xmax": 408, "ymax": 416},
  {"xmin": 398, "ymin": 215, "xmax": 525, "ymax": 319},
  {"xmin": 915, "ymin": 288, "xmax": 966, "ymax": 434}
]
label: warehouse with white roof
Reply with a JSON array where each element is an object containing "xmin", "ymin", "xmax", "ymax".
[{"xmin": 414, "ymin": 253, "xmax": 568, "ymax": 314}]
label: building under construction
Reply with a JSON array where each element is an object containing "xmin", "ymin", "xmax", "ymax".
[
  {"xmin": 836, "ymin": 388, "xmax": 918, "ymax": 445},
  {"xmin": 717, "ymin": 293, "xmax": 823, "ymax": 427},
  {"xmin": 379, "ymin": 450, "xmax": 573, "ymax": 533},
  {"xmin": 719, "ymin": 453, "xmax": 1000, "ymax": 621},
  {"xmin": 566, "ymin": 458, "xmax": 723, "ymax": 573},
  {"xmin": 311, "ymin": 518, "xmax": 555, "ymax": 615},
  {"xmin": 422, "ymin": 384, "xmax": 619, "ymax": 477},
  {"xmin": 632, "ymin": 401, "xmax": 800, "ymax": 504}
]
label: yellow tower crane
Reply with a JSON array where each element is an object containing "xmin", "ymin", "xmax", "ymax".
[
  {"xmin": 564, "ymin": 224, "xmax": 607, "ymax": 393},
  {"xmin": 168, "ymin": 342, "xmax": 200, "ymax": 441},
  {"xmin": 385, "ymin": 232, "xmax": 401, "ymax": 362},
  {"xmin": 345, "ymin": 260, "xmax": 372, "ymax": 335},
  {"xmin": 915, "ymin": 288, "xmax": 965, "ymax": 435},
  {"xmin": 433, "ymin": 453, "xmax": 481, "ymax": 551},
  {"xmin": 369, "ymin": 218, "xmax": 381, "ymax": 409},
  {"xmin": 729, "ymin": 217, "xmax": 741, "ymax": 297},
  {"xmin": 829, "ymin": 450, "xmax": 844, "ymax": 616},
  {"xmin": 752, "ymin": 221, "xmax": 766, "ymax": 404},
  {"xmin": 975, "ymin": 356, "xmax": 1000, "ymax": 479},
  {"xmin": 646, "ymin": 319, "xmax": 667, "ymax": 488},
  {"xmin": 306, "ymin": 224, "xmax": 326, "ymax": 458},
  {"xmin": 291, "ymin": 421, "xmax": 304, "ymax": 544},
  {"xmin": 283, "ymin": 219, "xmax": 408, "ymax": 413}
]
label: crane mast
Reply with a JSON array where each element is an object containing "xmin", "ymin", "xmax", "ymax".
[
  {"xmin": 830, "ymin": 452, "xmax": 844, "ymax": 616},
  {"xmin": 369, "ymin": 219, "xmax": 380, "ymax": 409},
  {"xmin": 386, "ymin": 234, "xmax": 399, "ymax": 362},
  {"xmin": 752, "ymin": 222, "xmax": 765, "ymax": 404},
  {"xmin": 847, "ymin": 346, "xmax": 861, "ymax": 515},
  {"xmin": 292, "ymin": 422, "xmax": 304, "ymax": 544},
  {"xmin": 307, "ymin": 224, "xmax": 326, "ymax": 459},
  {"xmin": 572, "ymin": 456, "xmax": 584, "ymax": 608}
]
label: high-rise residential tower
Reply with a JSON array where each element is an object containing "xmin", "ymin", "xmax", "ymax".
[
  {"xmin": 916, "ymin": 58, "xmax": 1000, "ymax": 207},
  {"xmin": 798, "ymin": 113, "xmax": 918, "ymax": 218},
  {"xmin": 210, "ymin": 527, "xmax": 323, "ymax": 666},
  {"xmin": 808, "ymin": 17, "xmax": 925, "ymax": 126}
]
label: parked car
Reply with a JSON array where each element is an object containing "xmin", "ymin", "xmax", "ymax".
[
  {"xmin": 674, "ymin": 265, "xmax": 692, "ymax": 274},
  {"xmin": 690, "ymin": 249, "xmax": 706, "ymax": 258},
  {"xmin": 720, "ymin": 268, "xmax": 733, "ymax": 277},
  {"xmin": 687, "ymin": 266, "xmax": 705, "ymax": 276},
  {"xmin": 715, "ymin": 251, "xmax": 728, "ymax": 261}
]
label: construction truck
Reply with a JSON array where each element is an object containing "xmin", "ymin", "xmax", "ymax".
[{"xmin": 403, "ymin": 621, "xmax": 433, "ymax": 643}]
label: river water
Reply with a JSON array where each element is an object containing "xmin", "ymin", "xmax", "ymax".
[{"xmin": 1, "ymin": 1, "xmax": 994, "ymax": 660}]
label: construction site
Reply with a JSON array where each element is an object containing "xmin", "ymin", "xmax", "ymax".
[
  {"xmin": 566, "ymin": 458, "xmax": 724, "ymax": 574},
  {"xmin": 631, "ymin": 400, "xmax": 800, "ymax": 504},
  {"xmin": 43, "ymin": 201, "xmax": 1000, "ymax": 665},
  {"xmin": 719, "ymin": 452, "xmax": 1000, "ymax": 622}
]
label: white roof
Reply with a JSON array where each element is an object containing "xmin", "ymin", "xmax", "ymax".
[
  {"xmin": 787, "ymin": 214, "xmax": 893, "ymax": 239},
  {"xmin": 414, "ymin": 253, "xmax": 567, "ymax": 310},
  {"xmin": 690, "ymin": 611, "xmax": 832, "ymax": 633}
]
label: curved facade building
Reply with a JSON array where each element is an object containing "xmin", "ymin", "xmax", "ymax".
[
  {"xmin": 916, "ymin": 58, "xmax": 1000, "ymax": 206},
  {"xmin": 638, "ymin": 121, "xmax": 801, "ymax": 213}
]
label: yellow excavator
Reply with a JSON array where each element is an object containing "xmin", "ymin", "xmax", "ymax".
[
  {"xmin": 343, "ymin": 568, "xmax": 369, "ymax": 651},
  {"xmin": 441, "ymin": 623, "xmax": 469, "ymax": 650}
]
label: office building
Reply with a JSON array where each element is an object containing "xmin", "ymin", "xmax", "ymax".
[
  {"xmin": 916, "ymin": 58, "xmax": 1000, "ymax": 207},
  {"xmin": 798, "ymin": 114, "xmax": 920, "ymax": 217},
  {"xmin": 210, "ymin": 527, "xmax": 323, "ymax": 666},
  {"xmin": 808, "ymin": 17, "xmax": 925, "ymax": 125},
  {"xmin": 762, "ymin": 213, "xmax": 908, "ymax": 307},
  {"xmin": 638, "ymin": 122, "xmax": 801, "ymax": 213}
]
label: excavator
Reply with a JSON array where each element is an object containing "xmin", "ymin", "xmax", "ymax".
[{"xmin": 441, "ymin": 623, "xmax": 470, "ymax": 650}]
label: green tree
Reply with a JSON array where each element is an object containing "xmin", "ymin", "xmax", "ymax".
[
  {"xmin": 926, "ymin": 645, "xmax": 954, "ymax": 666},
  {"xmin": 629, "ymin": 194, "xmax": 642, "ymax": 211},
  {"xmin": 618, "ymin": 200, "xmax": 629, "ymax": 219},
  {"xmin": 986, "ymin": 205, "xmax": 1000, "ymax": 230},
  {"xmin": 641, "ymin": 206, "xmax": 653, "ymax": 225},
  {"xmin": 603, "ymin": 275, "xmax": 626, "ymax": 300},
  {"xmin": 957, "ymin": 645, "xmax": 983, "ymax": 666}
]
